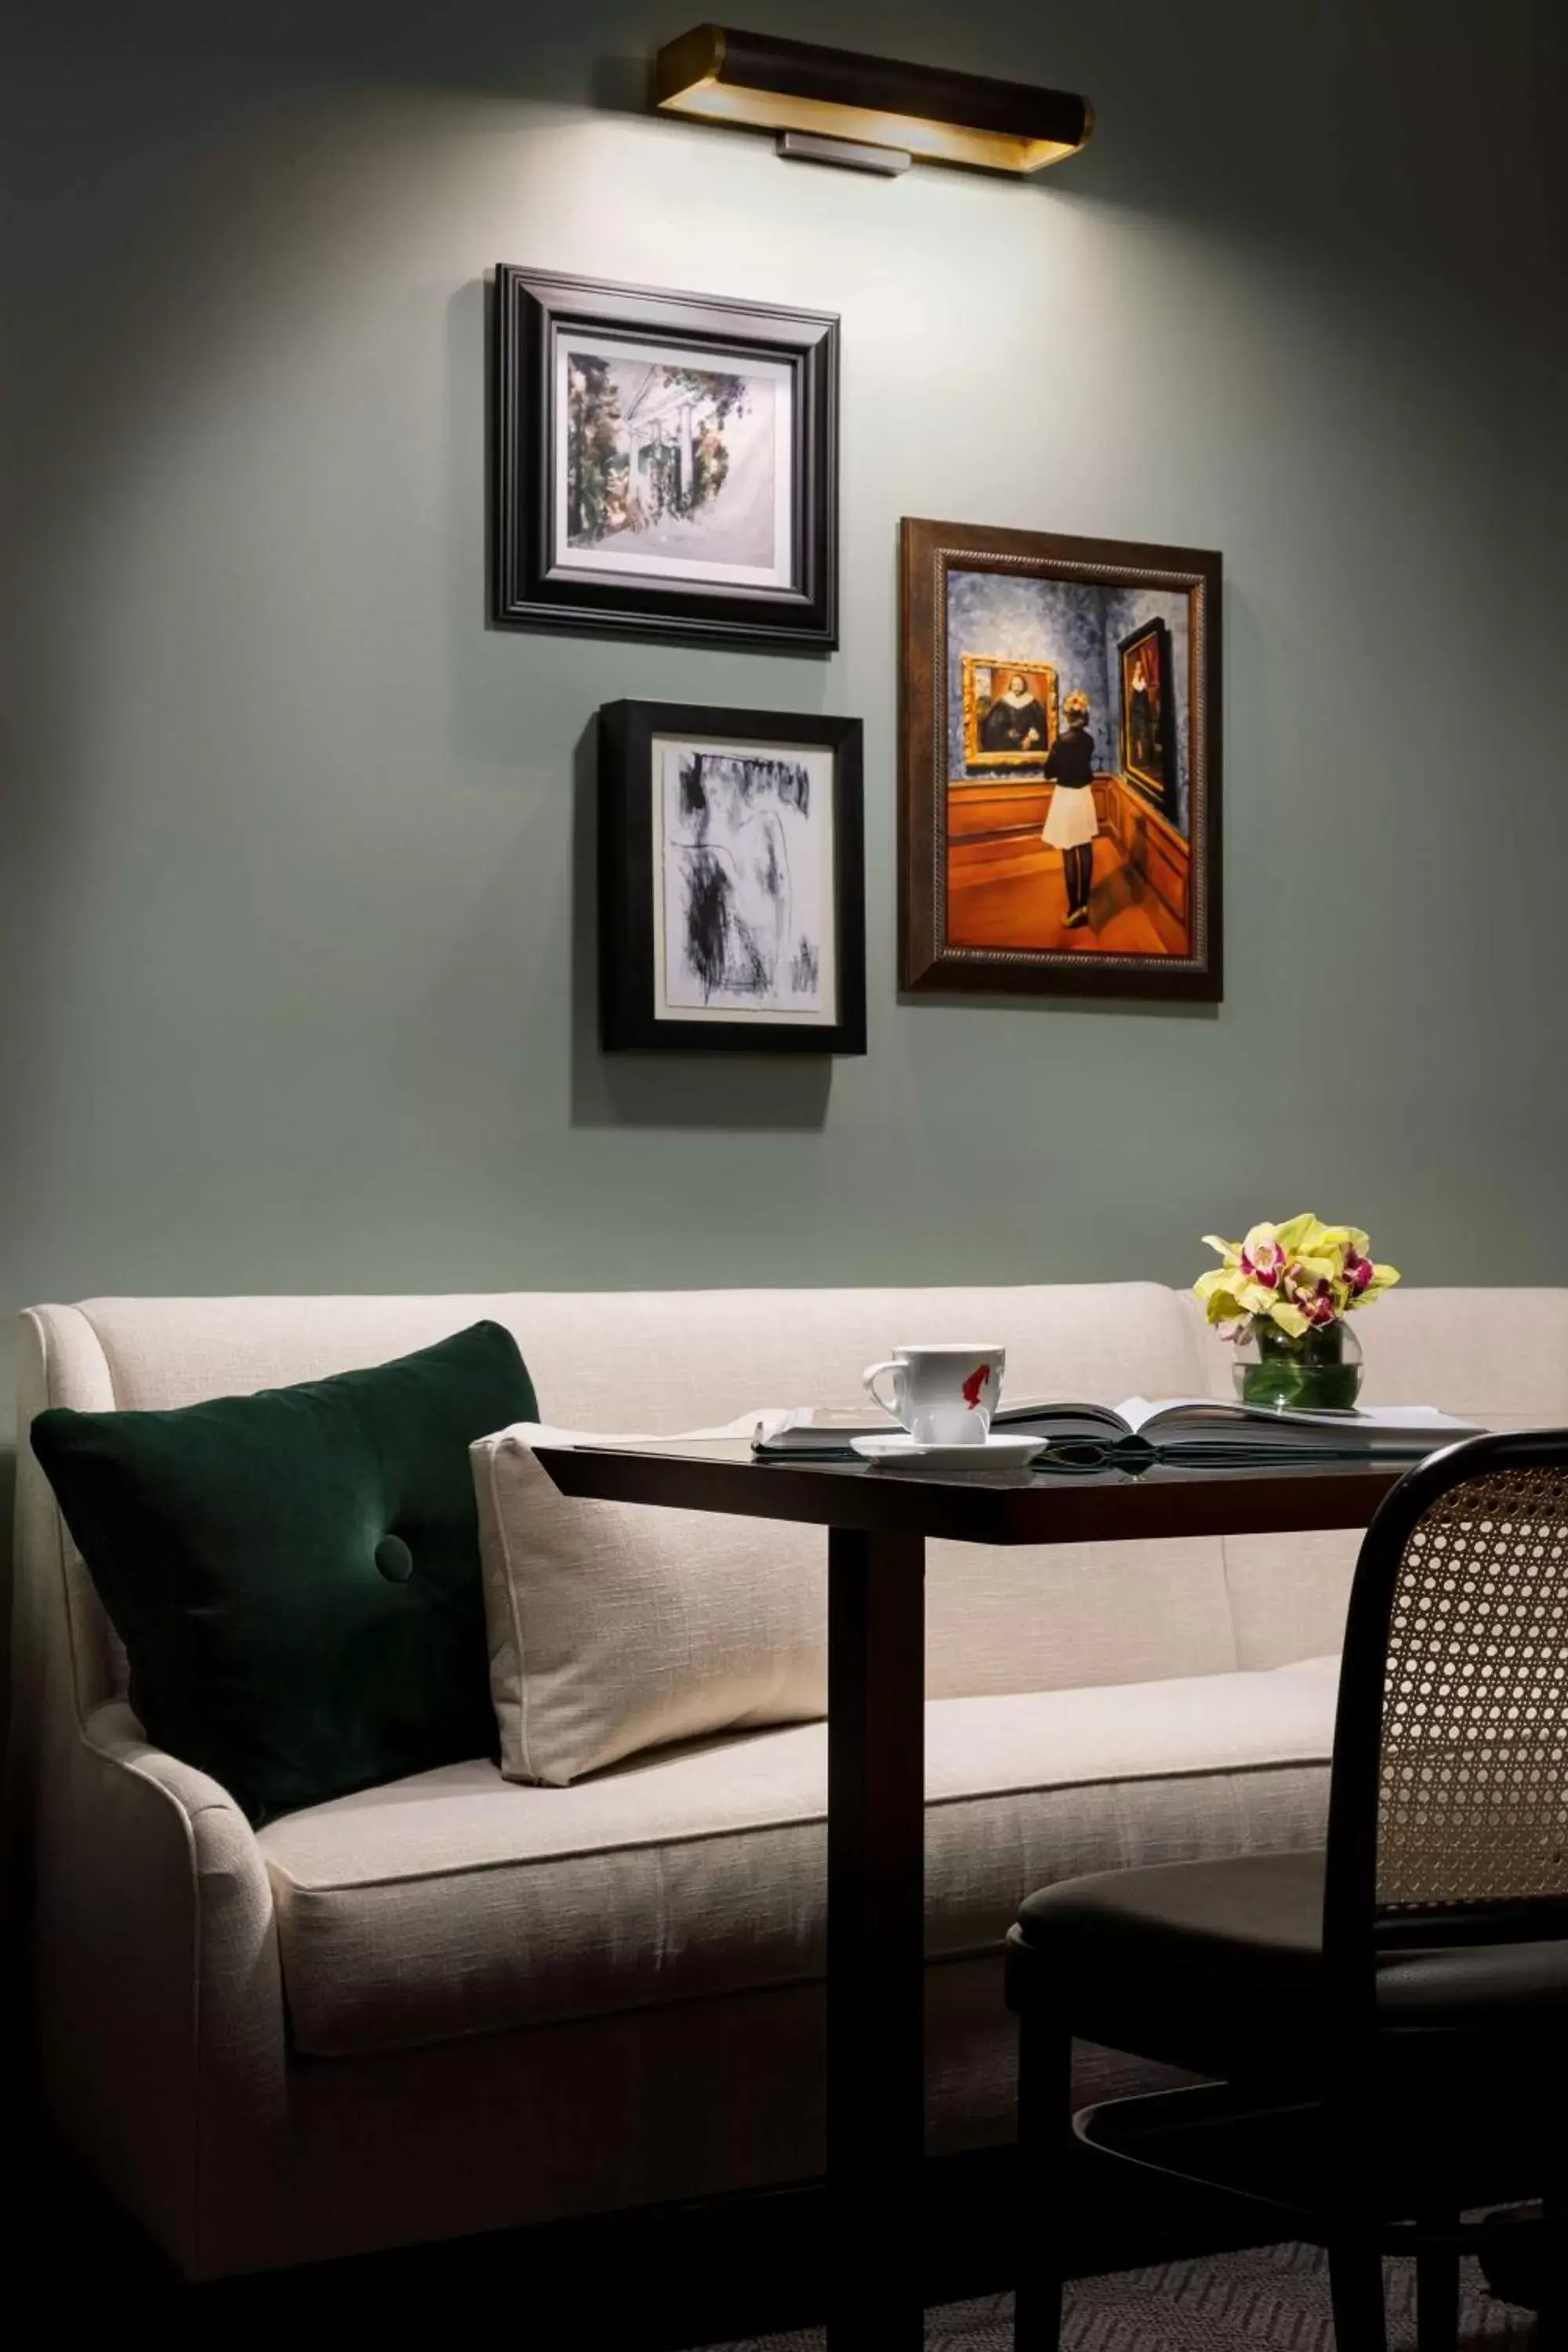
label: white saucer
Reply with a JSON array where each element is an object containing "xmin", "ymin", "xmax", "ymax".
[{"xmin": 851, "ymin": 1434, "xmax": 1044, "ymax": 1472}]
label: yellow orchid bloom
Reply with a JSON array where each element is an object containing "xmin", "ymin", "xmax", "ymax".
[
  {"xmin": 1194, "ymin": 1270, "xmax": 1247, "ymax": 1323},
  {"xmin": 1192, "ymin": 1214, "xmax": 1400, "ymax": 1331},
  {"xmin": 1268, "ymin": 1298, "xmax": 1312, "ymax": 1337}
]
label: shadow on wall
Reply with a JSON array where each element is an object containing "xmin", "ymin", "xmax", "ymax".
[
  {"xmin": 0, "ymin": 1445, "xmax": 16, "ymax": 1761},
  {"xmin": 568, "ymin": 719, "xmax": 833, "ymax": 1132}
]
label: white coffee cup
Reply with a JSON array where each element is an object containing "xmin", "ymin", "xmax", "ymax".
[{"xmin": 862, "ymin": 1345, "xmax": 1007, "ymax": 1447}]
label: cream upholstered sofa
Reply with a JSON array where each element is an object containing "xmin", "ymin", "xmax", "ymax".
[{"xmin": 12, "ymin": 1282, "xmax": 1566, "ymax": 2281}]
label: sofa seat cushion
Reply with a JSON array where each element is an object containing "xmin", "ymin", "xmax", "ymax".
[{"xmin": 256, "ymin": 1654, "xmax": 1341, "ymax": 2060}]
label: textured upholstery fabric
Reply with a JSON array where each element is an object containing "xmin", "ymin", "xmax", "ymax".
[
  {"xmin": 474, "ymin": 1419, "xmax": 827, "ymax": 1784},
  {"xmin": 258, "ymin": 1655, "xmax": 1339, "ymax": 2060},
  {"xmin": 256, "ymin": 1962, "xmax": 1180, "ymax": 2266},
  {"xmin": 31, "ymin": 1323, "xmax": 538, "ymax": 1823}
]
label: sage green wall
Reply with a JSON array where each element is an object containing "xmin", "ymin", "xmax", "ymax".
[{"xmin": 2, "ymin": 0, "xmax": 1565, "ymax": 1534}]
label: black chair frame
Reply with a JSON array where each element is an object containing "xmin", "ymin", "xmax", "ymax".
[{"xmin": 1009, "ymin": 1429, "xmax": 1568, "ymax": 2352}]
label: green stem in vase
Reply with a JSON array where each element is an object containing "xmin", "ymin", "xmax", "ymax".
[{"xmin": 1240, "ymin": 1316, "xmax": 1363, "ymax": 1412}]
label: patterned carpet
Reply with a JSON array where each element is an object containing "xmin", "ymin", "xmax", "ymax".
[{"xmin": 711, "ymin": 2240, "xmax": 1537, "ymax": 2349}]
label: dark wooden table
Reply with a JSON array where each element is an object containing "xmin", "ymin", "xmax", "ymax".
[{"xmin": 535, "ymin": 1444, "xmax": 1408, "ymax": 2349}]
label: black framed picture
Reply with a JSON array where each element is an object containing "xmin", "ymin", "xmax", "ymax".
[
  {"xmin": 495, "ymin": 269, "xmax": 839, "ymax": 652},
  {"xmin": 598, "ymin": 701, "xmax": 866, "ymax": 1054}
]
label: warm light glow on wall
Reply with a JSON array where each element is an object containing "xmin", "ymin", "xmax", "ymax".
[{"xmin": 655, "ymin": 26, "xmax": 1094, "ymax": 177}]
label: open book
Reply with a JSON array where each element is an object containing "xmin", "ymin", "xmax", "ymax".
[{"xmin": 753, "ymin": 1398, "xmax": 1482, "ymax": 1465}]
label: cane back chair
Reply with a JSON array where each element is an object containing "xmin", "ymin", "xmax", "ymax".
[{"xmin": 1006, "ymin": 1430, "xmax": 1568, "ymax": 2350}]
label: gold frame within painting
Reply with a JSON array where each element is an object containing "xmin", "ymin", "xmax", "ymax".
[{"xmin": 959, "ymin": 654, "xmax": 1060, "ymax": 770}]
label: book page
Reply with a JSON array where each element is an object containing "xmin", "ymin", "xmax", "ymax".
[
  {"xmin": 993, "ymin": 1399, "xmax": 1132, "ymax": 1436},
  {"xmin": 1117, "ymin": 1396, "xmax": 1482, "ymax": 1443}
]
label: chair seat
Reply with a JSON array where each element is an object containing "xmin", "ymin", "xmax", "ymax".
[{"xmin": 1010, "ymin": 1849, "xmax": 1568, "ymax": 2082}]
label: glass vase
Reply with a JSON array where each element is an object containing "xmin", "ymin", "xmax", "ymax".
[{"xmin": 1232, "ymin": 1316, "xmax": 1363, "ymax": 1413}]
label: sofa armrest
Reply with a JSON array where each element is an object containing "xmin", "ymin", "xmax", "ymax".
[
  {"xmin": 86, "ymin": 1697, "xmax": 260, "ymax": 1817},
  {"xmin": 37, "ymin": 1703, "xmax": 292, "ymax": 2278}
]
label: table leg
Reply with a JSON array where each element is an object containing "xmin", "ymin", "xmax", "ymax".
[{"xmin": 826, "ymin": 1526, "xmax": 927, "ymax": 2350}]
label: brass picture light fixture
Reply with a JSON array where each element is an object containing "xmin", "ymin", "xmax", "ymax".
[{"xmin": 655, "ymin": 25, "xmax": 1094, "ymax": 178}]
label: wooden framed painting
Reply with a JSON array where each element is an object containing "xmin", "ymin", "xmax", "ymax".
[
  {"xmin": 899, "ymin": 518, "xmax": 1222, "ymax": 1002},
  {"xmin": 1118, "ymin": 616, "xmax": 1175, "ymax": 801},
  {"xmin": 597, "ymin": 700, "xmax": 866, "ymax": 1054},
  {"xmin": 494, "ymin": 268, "xmax": 839, "ymax": 652}
]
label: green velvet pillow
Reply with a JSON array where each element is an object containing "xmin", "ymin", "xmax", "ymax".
[{"xmin": 31, "ymin": 1319, "xmax": 538, "ymax": 1825}]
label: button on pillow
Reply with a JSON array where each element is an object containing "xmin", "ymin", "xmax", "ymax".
[
  {"xmin": 30, "ymin": 1319, "xmax": 537, "ymax": 1825},
  {"xmin": 374, "ymin": 1534, "xmax": 416, "ymax": 1584}
]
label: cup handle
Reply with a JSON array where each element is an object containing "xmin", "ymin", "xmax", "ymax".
[{"xmin": 862, "ymin": 1359, "xmax": 905, "ymax": 1421}]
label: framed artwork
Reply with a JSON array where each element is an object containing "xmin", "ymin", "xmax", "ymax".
[
  {"xmin": 1118, "ymin": 617, "xmax": 1175, "ymax": 801},
  {"xmin": 597, "ymin": 700, "xmax": 866, "ymax": 1054},
  {"xmin": 899, "ymin": 518, "xmax": 1222, "ymax": 1003},
  {"xmin": 961, "ymin": 655, "xmax": 1059, "ymax": 768},
  {"xmin": 494, "ymin": 267, "xmax": 839, "ymax": 652}
]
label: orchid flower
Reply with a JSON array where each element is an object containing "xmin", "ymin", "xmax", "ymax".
[{"xmin": 1194, "ymin": 1215, "xmax": 1400, "ymax": 1338}]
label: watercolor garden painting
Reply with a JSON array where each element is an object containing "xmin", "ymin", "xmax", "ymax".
[{"xmin": 558, "ymin": 334, "xmax": 793, "ymax": 590}]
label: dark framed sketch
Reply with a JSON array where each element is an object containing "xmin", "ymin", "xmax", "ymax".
[
  {"xmin": 494, "ymin": 267, "xmax": 839, "ymax": 652},
  {"xmin": 1118, "ymin": 616, "xmax": 1175, "ymax": 802},
  {"xmin": 598, "ymin": 701, "xmax": 866, "ymax": 1054},
  {"xmin": 899, "ymin": 518, "xmax": 1222, "ymax": 1003}
]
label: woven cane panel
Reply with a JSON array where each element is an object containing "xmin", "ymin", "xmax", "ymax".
[{"xmin": 1378, "ymin": 1468, "xmax": 1568, "ymax": 1910}]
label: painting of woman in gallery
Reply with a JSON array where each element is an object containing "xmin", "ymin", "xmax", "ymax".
[{"xmin": 898, "ymin": 520, "xmax": 1222, "ymax": 1003}]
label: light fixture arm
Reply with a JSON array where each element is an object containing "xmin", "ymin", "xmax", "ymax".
[{"xmin": 776, "ymin": 130, "xmax": 911, "ymax": 176}]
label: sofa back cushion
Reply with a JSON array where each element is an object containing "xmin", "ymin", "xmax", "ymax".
[
  {"xmin": 52, "ymin": 1283, "xmax": 1238, "ymax": 1702},
  {"xmin": 40, "ymin": 1283, "xmax": 1568, "ymax": 1737},
  {"xmin": 53, "ymin": 1285, "xmax": 1568, "ymax": 1716}
]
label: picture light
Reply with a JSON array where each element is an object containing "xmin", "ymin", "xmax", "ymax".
[{"xmin": 655, "ymin": 25, "xmax": 1094, "ymax": 177}]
